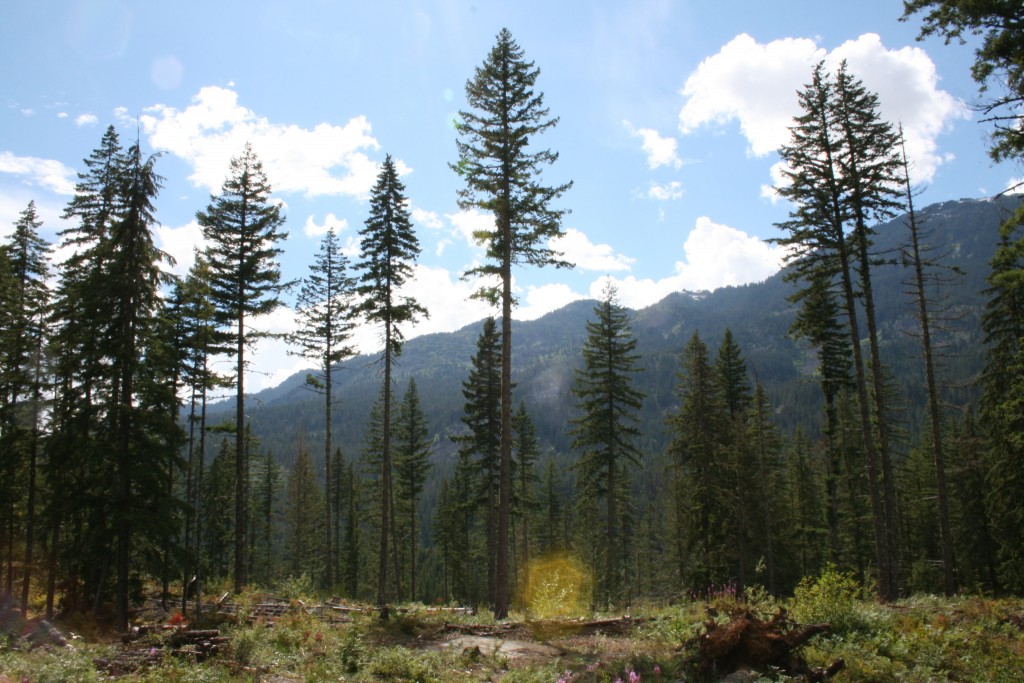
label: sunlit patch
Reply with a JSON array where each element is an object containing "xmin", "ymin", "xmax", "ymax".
[
  {"xmin": 151, "ymin": 55, "xmax": 184, "ymax": 91},
  {"xmin": 64, "ymin": 0, "xmax": 133, "ymax": 62},
  {"xmin": 448, "ymin": 112, "xmax": 463, "ymax": 130},
  {"xmin": 521, "ymin": 553, "xmax": 591, "ymax": 620}
]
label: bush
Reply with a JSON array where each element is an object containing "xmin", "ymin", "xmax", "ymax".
[{"xmin": 791, "ymin": 565, "xmax": 872, "ymax": 634}]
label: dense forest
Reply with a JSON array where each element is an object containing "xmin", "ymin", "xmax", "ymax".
[{"xmin": 3, "ymin": 6, "xmax": 1024, "ymax": 635}]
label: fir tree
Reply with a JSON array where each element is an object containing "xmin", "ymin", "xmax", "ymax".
[
  {"xmin": 453, "ymin": 27, "xmax": 572, "ymax": 619},
  {"xmin": 569, "ymin": 284, "xmax": 645, "ymax": 606},
  {"xmin": 355, "ymin": 154, "xmax": 426, "ymax": 614},
  {"xmin": 197, "ymin": 143, "xmax": 288, "ymax": 593},
  {"xmin": 289, "ymin": 226, "xmax": 356, "ymax": 588},
  {"xmin": 393, "ymin": 378, "xmax": 432, "ymax": 601}
]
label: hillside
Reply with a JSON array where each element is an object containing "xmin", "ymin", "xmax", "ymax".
[{"xmin": 208, "ymin": 194, "xmax": 1022, "ymax": 470}]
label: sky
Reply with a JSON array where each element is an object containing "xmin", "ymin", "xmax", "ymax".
[{"xmin": 1, "ymin": 0, "xmax": 1017, "ymax": 392}]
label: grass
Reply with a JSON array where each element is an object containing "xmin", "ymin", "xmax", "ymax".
[{"xmin": 2, "ymin": 575, "xmax": 1023, "ymax": 682}]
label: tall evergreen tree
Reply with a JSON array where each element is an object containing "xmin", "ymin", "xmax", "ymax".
[
  {"xmin": 355, "ymin": 154, "xmax": 426, "ymax": 615},
  {"xmin": 569, "ymin": 284, "xmax": 645, "ymax": 607},
  {"xmin": 453, "ymin": 27, "xmax": 572, "ymax": 619},
  {"xmin": 393, "ymin": 378, "xmax": 432, "ymax": 601},
  {"xmin": 456, "ymin": 317, "xmax": 502, "ymax": 607},
  {"xmin": 289, "ymin": 226, "xmax": 356, "ymax": 588},
  {"xmin": 980, "ymin": 209, "xmax": 1024, "ymax": 592},
  {"xmin": 286, "ymin": 444, "xmax": 325, "ymax": 580},
  {"xmin": 0, "ymin": 201, "xmax": 50, "ymax": 616},
  {"xmin": 666, "ymin": 332, "xmax": 729, "ymax": 590},
  {"xmin": 511, "ymin": 401, "xmax": 540, "ymax": 575},
  {"xmin": 774, "ymin": 62, "xmax": 902, "ymax": 600},
  {"xmin": 197, "ymin": 143, "xmax": 288, "ymax": 593}
]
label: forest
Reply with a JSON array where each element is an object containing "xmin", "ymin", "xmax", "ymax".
[{"xmin": 2, "ymin": 7, "xmax": 1024, "ymax": 675}]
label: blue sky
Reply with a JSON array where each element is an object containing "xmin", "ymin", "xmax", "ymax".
[{"xmin": 1, "ymin": 0, "xmax": 1015, "ymax": 391}]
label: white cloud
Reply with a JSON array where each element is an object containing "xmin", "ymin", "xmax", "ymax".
[
  {"xmin": 680, "ymin": 33, "xmax": 822, "ymax": 155},
  {"xmin": 75, "ymin": 113, "xmax": 98, "ymax": 127},
  {"xmin": 412, "ymin": 206, "xmax": 443, "ymax": 229},
  {"xmin": 0, "ymin": 152, "xmax": 77, "ymax": 195},
  {"xmin": 304, "ymin": 212, "xmax": 348, "ymax": 238},
  {"xmin": 445, "ymin": 207, "xmax": 494, "ymax": 248},
  {"xmin": 550, "ymin": 228, "xmax": 634, "ymax": 272},
  {"xmin": 516, "ymin": 283, "xmax": 585, "ymax": 321},
  {"xmin": 139, "ymin": 85, "xmax": 382, "ymax": 197},
  {"xmin": 678, "ymin": 32, "xmax": 968, "ymax": 182},
  {"xmin": 154, "ymin": 220, "xmax": 206, "ymax": 276},
  {"xmin": 623, "ymin": 119, "xmax": 682, "ymax": 169},
  {"xmin": 596, "ymin": 216, "xmax": 786, "ymax": 309},
  {"xmin": 648, "ymin": 180, "xmax": 683, "ymax": 201},
  {"xmin": 57, "ymin": 112, "xmax": 69, "ymax": 119},
  {"xmin": 760, "ymin": 161, "xmax": 790, "ymax": 203}
]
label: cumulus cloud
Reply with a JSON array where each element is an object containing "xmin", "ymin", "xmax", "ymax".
[
  {"xmin": 678, "ymin": 32, "xmax": 968, "ymax": 182},
  {"xmin": 623, "ymin": 119, "xmax": 683, "ymax": 169},
  {"xmin": 760, "ymin": 161, "xmax": 790, "ymax": 203},
  {"xmin": 551, "ymin": 228, "xmax": 634, "ymax": 272},
  {"xmin": 154, "ymin": 220, "xmax": 206, "ymax": 276},
  {"xmin": 445, "ymin": 208, "xmax": 494, "ymax": 248},
  {"xmin": 75, "ymin": 113, "xmax": 98, "ymax": 127},
  {"xmin": 595, "ymin": 217, "xmax": 787, "ymax": 309},
  {"xmin": 412, "ymin": 206, "xmax": 443, "ymax": 229},
  {"xmin": 0, "ymin": 152, "xmax": 77, "ymax": 195},
  {"xmin": 139, "ymin": 85, "xmax": 382, "ymax": 197},
  {"xmin": 516, "ymin": 283, "xmax": 585, "ymax": 321},
  {"xmin": 303, "ymin": 212, "xmax": 348, "ymax": 238},
  {"xmin": 648, "ymin": 180, "xmax": 683, "ymax": 201}
]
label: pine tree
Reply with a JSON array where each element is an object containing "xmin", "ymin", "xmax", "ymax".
[
  {"xmin": 355, "ymin": 154, "xmax": 426, "ymax": 614},
  {"xmin": 0, "ymin": 201, "xmax": 50, "ymax": 615},
  {"xmin": 286, "ymin": 444, "xmax": 325, "ymax": 580},
  {"xmin": 569, "ymin": 284, "xmax": 645, "ymax": 606},
  {"xmin": 774, "ymin": 61, "xmax": 902, "ymax": 600},
  {"xmin": 666, "ymin": 332, "xmax": 729, "ymax": 590},
  {"xmin": 511, "ymin": 401, "xmax": 540, "ymax": 577},
  {"xmin": 456, "ymin": 317, "xmax": 502, "ymax": 607},
  {"xmin": 980, "ymin": 207, "xmax": 1024, "ymax": 592},
  {"xmin": 197, "ymin": 143, "xmax": 288, "ymax": 593},
  {"xmin": 453, "ymin": 27, "xmax": 572, "ymax": 619},
  {"xmin": 289, "ymin": 226, "xmax": 356, "ymax": 588},
  {"xmin": 393, "ymin": 378, "xmax": 432, "ymax": 601}
]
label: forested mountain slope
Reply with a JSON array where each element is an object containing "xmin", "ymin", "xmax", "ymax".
[{"xmin": 211, "ymin": 194, "xmax": 1020, "ymax": 469}]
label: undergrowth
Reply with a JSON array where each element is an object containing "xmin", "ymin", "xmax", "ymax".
[{"xmin": 1, "ymin": 575, "xmax": 1022, "ymax": 682}]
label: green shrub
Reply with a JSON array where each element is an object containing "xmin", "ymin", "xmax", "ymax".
[{"xmin": 791, "ymin": 565, "xmax": 870, "ymax": 634}]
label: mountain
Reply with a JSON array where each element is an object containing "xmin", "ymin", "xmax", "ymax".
[{"xmin": 206, "ymin": 194, "xmax": 1022, "ymax": 470}]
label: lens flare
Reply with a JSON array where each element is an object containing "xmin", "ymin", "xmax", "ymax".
[{"xmin": 521, "ymin": 553, "xmax": 591, "ymax": 620}]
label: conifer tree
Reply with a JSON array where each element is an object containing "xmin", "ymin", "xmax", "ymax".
[
  {"xmin": 289, "ymin": 226, "xmax": 356, "ymax": 588},
  {"xmin": 393, "ymin": 378, "xmax": 432, "ymax": 600},
  {"xmin": 570, "ymin": 284, "xmax": 645, "ymax": 606},
  {"xmin": 456, "ymin": 317, "xmax": 502, "ymax": 607},
  {"xmin": 774, "ymin": 61, "xmax": 902, "ymax": 600},
  {"xmin": 0, "ymin": 201, "xmax": 50, "ymax": 615},
  {"xmin": 355, "ymin": 154, "xmax": 426, "ymax": 614},
  {"xmin": 197, "ymin": 143, "xmax": 288, "ymax": 593},
  {"xmin": 512, "ymin": 401, "xmax": 540, "ymax": 573},
  {"xmin": 286, "ymin": 444, "xmax": 325, "ymax": 580},
  {"xmin": 453, "ymin": 27, "xmax": 572, "ymax": 619},
  {"xmin": 667, "ymin": 332, "xmax": 728, "ymax": 590}
]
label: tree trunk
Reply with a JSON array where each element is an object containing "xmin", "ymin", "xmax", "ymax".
[{"xmin": 234, "ymin": 311, "xmax": 246, "ymax": 593}]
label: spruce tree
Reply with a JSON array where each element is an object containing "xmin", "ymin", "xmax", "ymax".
[
  {"xmin": 453, "ymin": 28, "xmax": 572, "ymax": 619},
  {"xmin": 355, "ymin": 154, "xmax": 426, "ymax": 615},
  {"xmin": 456, "ymin": 317, "xmax": 502, "ymax": 607},
  {"xmin": 511, "ymin": 401, "xmax": 540, "ymax": 574},
  {"xmin": 197, "ymin": 143, "xmax": 288, "ymax": 593},
  {"xmin": 393, "ymin": 378, "xmax": 432, "ymax": 601},
  {"xmin": 286, "ymin": 444, "xmax": 325, "ymax": 580},
  {"xmin": 0, "ymin": 201, "xmax": 50, "ymax": 616},
  {"xmin": 666, "ymin": 332, "xmax": 729, "ymax": 590},
  {"xmin": 569, "ymin": 284, "xmax": 645, "ymax": 606},
  {"xmin": 289, "ymin": 226, "xmax": 356, "ymax": 588}
]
